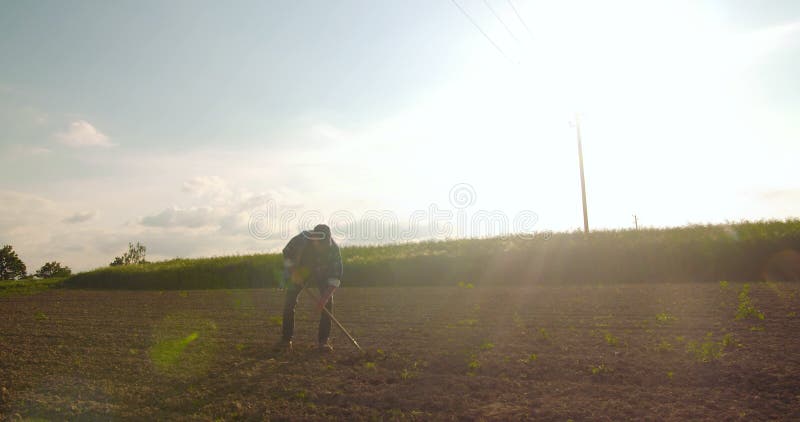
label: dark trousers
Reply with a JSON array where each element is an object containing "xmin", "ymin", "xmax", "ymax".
[{"xmin": 281, "ymin": 282, "xmax": 334, "ymax": 344}]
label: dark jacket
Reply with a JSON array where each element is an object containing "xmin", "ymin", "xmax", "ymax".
[{"xmin": 282, "ymin": 231, "xmax": 343, "ymax": 283}]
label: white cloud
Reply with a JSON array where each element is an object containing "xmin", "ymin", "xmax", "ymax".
[
  {"xmin": 0, "ymin": 190, "xmax": 103, "ymax": 271},
  {"xmin": 0, "ymin": 190, "xmax": 59, "ymax": 236},
  {"xmin": 3, "ymin": 145, "xmax": 52, "ymax": 157},
  {"xmin": 0, "ymin": 188, "xmax": 268, "ymax": 272},
  {"xmin": 63, "ymin": 211, "xmax": 96, "ymax": 224},
  {"xmin": 181, "ymin": 176, "xmax": 231, "ymax": 200},
  {"xmin": 141, "ymin": 181, "xmax": 275, "ymax": 233},
  {"xmin": 55, "ymin": 120, "xmax": 113, "ymax": 147},
  {"xmin": 141, "ymin": 206, "xmax": 220, "ymax": 228}
]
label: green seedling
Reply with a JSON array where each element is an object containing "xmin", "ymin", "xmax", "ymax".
[
  {"xmin": 686, "ymin": 332, "xmax": 735, "ymax": 362},
  {"xmin": 721, "ymin": 333, "xmax": 734, "ymax": 347},
  {"xmin": 538, "ymin": 328, "xmax": 551, "ymax": 341},
  {"xmin": 656, "ymin": 340, "xmax": 673, "ymax": 352},
  {"xmin": 736, "ymin": 284, "xmax": 765, "ymax": 321},
  {"xmin": 466, "ymin": 353, "xmax": 480, "ymax": 374},
  {"xmin": 655, "ymin": 312, "xmax": 676, "ymax": 322},
  {"xmin": 512, "ymin": 312, "xmax": 524, "ymax": 328},
  {"xmin": 458, "ymin": 319, "xmax": 478, "ymax": 327}
]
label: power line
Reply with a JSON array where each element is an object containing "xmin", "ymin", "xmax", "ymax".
[
  {"xmin": 506, "ymin": 0, "xmax": 535, "ymax": 40},
  {"xmin": 449, "ymin": 0, "xmax": 517, "ymax": 64},
  {"xmin": 482, "ymin": 0, "xmax": 519, "ymax": 44}
]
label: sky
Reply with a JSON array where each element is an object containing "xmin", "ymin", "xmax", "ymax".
[{"xmin": 1, "ymin": 0, "xmax": 799, "ymax": 272}]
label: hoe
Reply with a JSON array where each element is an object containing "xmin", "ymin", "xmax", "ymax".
[{"xmin": 303, "ymin": 281, "xmax": 364, "ymax": 353}]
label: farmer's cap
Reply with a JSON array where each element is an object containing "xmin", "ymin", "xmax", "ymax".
[{"xmin": 307, "ymin": 224, "xmax": 332, "ymax": 244}]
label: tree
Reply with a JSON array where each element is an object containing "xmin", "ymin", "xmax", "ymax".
[
  {"xmin": 0, "ymin": 245, "xmax": 27, "ymax": 280},
  {"xmin": 35, "ymin": 261, "xmax": 72, "ymax": 278},
  {"xmin": 110, "ymin": 242, "xmax": 147, "ymax": 266}
]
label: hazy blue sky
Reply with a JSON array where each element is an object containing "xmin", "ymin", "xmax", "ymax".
[{"xmin": 1, "ymin": 0, "xmax": 799, "ymax": 271}]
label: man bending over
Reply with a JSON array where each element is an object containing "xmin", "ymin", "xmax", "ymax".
[{"xmin": 275, "ymin": 224, "xmax": 342, "ymax": 352}]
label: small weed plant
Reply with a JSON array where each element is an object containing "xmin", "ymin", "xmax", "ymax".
[
  {"xmin": 686, "ymin": 332, "xmax": 735, "ymax": 362},
  {"xmin": 589, "ymin": 364, "xmax": 610, "ymax": 375}
]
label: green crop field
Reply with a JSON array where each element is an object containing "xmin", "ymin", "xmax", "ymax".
[
  {"xmin": 63, "ymin": 219, "xmax": 800, "ymax": 290},
  {"xmin": 0, "ymin": 278, "xmax": 67, "ymax": 298}
]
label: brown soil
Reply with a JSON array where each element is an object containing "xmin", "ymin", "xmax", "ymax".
[{"xmin": 1, "ymin": 282, "xmax": 799, "ymax": 421}]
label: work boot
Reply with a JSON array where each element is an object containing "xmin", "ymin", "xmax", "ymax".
[
  {"xmin": 318, "ymin": 341, "xmax": 334, "ymax": 353},
  {"xmin": 273, "ymin": 339, "xmax": 293, "ymax": 353}
]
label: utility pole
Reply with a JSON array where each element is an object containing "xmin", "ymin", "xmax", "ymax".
[
  {"xmin": 633, "ymin": 214, "xmax": 639, "ymax": 230},
  {"xmin": 575, "ymin": 114, "xmax": 589, "ymax": 234}
]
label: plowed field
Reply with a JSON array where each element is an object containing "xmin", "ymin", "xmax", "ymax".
[{"xmin": 1, "ymin": 283, "xmax": 799, "ymax": 420}]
